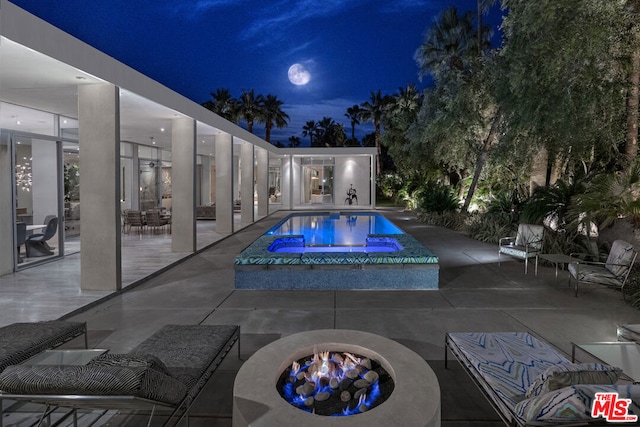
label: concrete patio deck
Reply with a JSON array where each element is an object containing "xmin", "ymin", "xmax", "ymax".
[{"xmin": 2, "ymin": 207, "xmax": 640, "ymax": 426}]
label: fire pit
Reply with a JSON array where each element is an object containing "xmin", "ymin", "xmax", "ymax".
[{"xmin": 233, "ymin": 329, "xmax": 440, "ymax": 427}]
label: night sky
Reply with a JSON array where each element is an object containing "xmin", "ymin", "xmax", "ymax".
[{"xmin": 11, "ymin": 0, "xmax": 502, "ymax": 145}]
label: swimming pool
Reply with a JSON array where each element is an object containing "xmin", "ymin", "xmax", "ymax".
[
  {"xmin": 234, "ymin": 212, "xmax": 439, "ymax": 290},
  {"xmin": 266, "ymin": 212, "xmax": 404, "ymax": 252}
]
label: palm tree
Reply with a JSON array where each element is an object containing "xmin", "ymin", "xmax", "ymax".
[
  {"xmin": 476, "ymin": 0, "xmax": 498, "ymax": 57},
  {"xmin": 360, "ymin": 90, "xmax": 390, "ymax": 174},
  {"xmin": 414, "ymin": 7, "xmax": 477, "ymax": 79},
  {"xmin": 302, "ymin": 120, "xmax": 319, "ymax": 146},
  {"xmin": 344, "ymin": 105, "xmax": 363, "ymax": 143},
  {"xmin": 236, "ymin": 89, "xmax": 264, "ymax": 134},
  {"xmin": 262, "ymin": 94, "xmax": 290, "ymax": 143},
  {"xmin": 201, "ymin": 88, "xmax": 237, "ymax": 122},
  {"xmin": 288, "ymin": 136, "xmax": 301, "ymax": 148}
]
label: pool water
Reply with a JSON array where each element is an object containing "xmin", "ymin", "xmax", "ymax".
[{"xmin": 265, "ymin": 212, "xmax": 404, "ymax": 247}]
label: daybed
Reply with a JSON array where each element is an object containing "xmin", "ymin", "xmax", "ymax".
[
  {"xmin": 445, "ymin": 332, "xmax": 640, "ymax": 426},
  {"xmin": 0, "ymin": 324, "xmax": 239, "ymax": 427},
  {"xmin": 0, "ymin": 321, "xmax": 87, "ymax": 373}
]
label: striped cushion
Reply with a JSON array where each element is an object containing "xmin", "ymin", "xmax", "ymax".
[
  {"xmin": 525, "ymin": 363, "xmax": 621, "ymax": 399},
  {"xmin": 447, "ymin": 332, "xmax": 570, "ymax": 416},
  {"xmin": 88, "ymin": 353, "xmax": 172, "ymax": 378},
  {"xmin": 515, "ymin": 384, "xmax": 640, "ymax": 425},
  {"xmin": 0, "ymin": 365, "xmax": 187, "ymax": 405},
  {"xmin": 0, "ymin": 321, "xmax": 86, "ymax": 373}
]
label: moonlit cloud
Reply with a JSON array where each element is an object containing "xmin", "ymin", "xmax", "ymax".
[{"xmin": 168, "ymin": 0, "xmax": 247, "ymax": 19}]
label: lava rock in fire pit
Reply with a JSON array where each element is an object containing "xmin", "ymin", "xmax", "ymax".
[{"xmin": 277, "ymin": 350, "xmax": 394, "ymax": 417}]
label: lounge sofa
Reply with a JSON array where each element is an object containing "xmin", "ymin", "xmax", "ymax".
[
  {"xmin": 445, "ymin": 332, "xmax": 640, "ymax": 426},
  {"xmin": 0, "ymin": 321, "xmax": 87, "ymax": 373},
  {"xmin": 0, "ymin": 324, "xmax": 239, "ymax": 427},
  {"xmin": 196, "ymin": 204, "xmax": 216, "ymax": 219}
]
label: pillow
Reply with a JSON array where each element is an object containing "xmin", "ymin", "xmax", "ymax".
[
  {"xmin": 516, "ymin": 384, "xmax": 640, "ymax": 425},
  {"xmin": 525, "ymin": 363, "xmax": 621, "ymax": 399},
  {"xmin": 88, "ymin": 353, "xmax": 172, "ymax": 378}
]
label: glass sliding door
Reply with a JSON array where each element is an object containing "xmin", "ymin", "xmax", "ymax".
[
  {"xmin": 302, "ymin": 160, "xmax": 334, "ymax": 205},
  {"xmin": 14, "ymin": 134, "xmax": 64, "ymax": 268}
]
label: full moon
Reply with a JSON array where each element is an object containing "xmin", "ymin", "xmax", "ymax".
[{"xmin": 288, "ymin": 63, "xmax": 311, "ymax": 85}]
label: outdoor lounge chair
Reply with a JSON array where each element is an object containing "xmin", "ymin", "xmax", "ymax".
[
  {"xmin": 445, "ymin": 331, "xmax": 640, "ymax": 426},
  {"xmin": 568, "ymin": 239, "xmax": 637, "ymax": 298},
  {"xmin": 0, "ymin": 321, "xmax": 87, "ymax": 373},
  {"xmin": 499, "ymin": 224, "xmax": 544, "ymax": 274},
  {"xmin": 0, "ymin": 324, "xmax": 239, "ymax": 427}
]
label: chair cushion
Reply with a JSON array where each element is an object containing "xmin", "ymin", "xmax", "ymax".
[
  {"xmin": 605, "ymin": 240, "xmax": 635, "ymax": 277},
  {"xmin": 446, "ymin": 332, "xmax": 570, "ymax": 415},
  {"xmin": 567, "ymin": 263, "xmax": 623, "ymax": 287},
  {"xmin": 515, "ymin": 384, "xmax": 640, "ymax": 425},
  {"xmin": 515, "ymin": 224, "xmax": 544, "ymax": 250},
  {"xmin": 0, "ymin": 365, "xmax": 187, "ymax": 405},
  {"xmin": 0, "ymin": 321, "xmax": 86, "ymax": 373},
  {"xmin": 525, "ymin": 363, "xmax": 621, "ymax": 399}
]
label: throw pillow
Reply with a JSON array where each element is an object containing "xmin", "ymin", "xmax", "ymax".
[
  {"xmin": 88, "ymin": 353, "xmax": 172, "ymax": 378},
  {"xmin": 525, "ymin": 363, "xmax": 621, "ymax": 399}
]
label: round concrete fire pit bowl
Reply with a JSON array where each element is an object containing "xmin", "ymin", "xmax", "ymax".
[{"xmin": 233, "ymin": 329, "xmax": 440, "ymax": 427}]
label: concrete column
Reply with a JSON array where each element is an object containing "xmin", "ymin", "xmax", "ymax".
[
  {"xmin": 240, "ymin": 143, "xmax": 254, "ymax": 224},
  {"xmin": 0, "ymin": 131, "xmax": 13, "ymax": 275},
  {"xmin": 171, "ymin": 117, "xmax": 197, "ymax": 253},
  {"xmin": 215, "ymin": 133, "xmax": 233, "ymax": 234},
  {"xmin": 78, "ymin": 84, "xmax": 121, "ymax": 291},
  {"xmin": 256, "ymin": 147, "xmax": 268, "ymax": 217},
  {"xmin": 201, "ymin": 155, "xmax": 211, "ymax": 205}
]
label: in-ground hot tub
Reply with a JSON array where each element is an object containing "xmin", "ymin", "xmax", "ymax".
[
  {"xmin": 232, "ymin": 329, "xmax": 441, "ymax": 427},
  {"xmin": 234, "ymin": 212, "xmax": 439, "ymax": 290}
]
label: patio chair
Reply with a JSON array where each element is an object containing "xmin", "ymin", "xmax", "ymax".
[
  {"xmin": 498, "ymin": 224, "xmax": 544, "ymax": 274},
  {"xmin": 568, "ymin": 239, "xmax": 637, "ymax": 298}
]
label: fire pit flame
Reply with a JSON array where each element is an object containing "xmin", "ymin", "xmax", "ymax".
[{"xmin": 279, "ymin": 349, "xmax": 392, "ymax": 416}]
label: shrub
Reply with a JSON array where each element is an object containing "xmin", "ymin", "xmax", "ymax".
[{"xmin": 418, "ymin": 182, "xmax": 459, "ymax": 214}]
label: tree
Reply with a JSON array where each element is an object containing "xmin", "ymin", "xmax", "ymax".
[
  {"xmin": 288, "ymin": 136, "xmax": 301, "ymax": 148},
  {"xmin": 411, "ymin": 6, "xmax": 495, "ymax": 210},
  {"xmin": 360, "ymin": 90, "xmax": 391, "ymax": 174},
  {"xmin": 625, "ymin": 0, "xmax": 640, "ymax": 161},
  {"xmin": 497, "ymin": 0, "xmax": 631, "ymax": 172},
  {"xmin": 236, "ymin": 89, "xmax": 264, "ymax": 134},
  {"xmin": 262, "ymin": 94, "xmax": 289, "ymax": 143},
  {"xmin": 414, "ymin": 7, "xmax": 477, "ymax": 80},
  {"xmin": 302, "ymin": 120, "xmax": 319, "ymax": 146},
  {"xmin": 344, "ymin": 105, "xmax": 363, "ymax": 143},
  {"xmin": 380, "ymin": 85, "xmax": 422, "ymax": 173},
  {"xmin": 201, "ymin": 88, "xmax": 237, "ymax": 122},
  {"xmin": 315, "ymin": 117, "xmax": 346, "ymax": 147}
]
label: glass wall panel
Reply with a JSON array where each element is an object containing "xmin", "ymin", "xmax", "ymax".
[
  {"xmin": 14, "ymin": 135, "xmax": 63, "ymax": 266},
  {"xmin": 63, "ymin": 142, "xmax": 80, "ymax": 255}
]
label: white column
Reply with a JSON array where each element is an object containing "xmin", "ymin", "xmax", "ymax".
[
  {"xmin": 256, "ymin": 147, "xmax": 268, "ymax": 217},
  {"xmin": 215, "ymin": 133, "xmax": 233, "ymax": 234},
  {"xmin": 201, "ymin": 155, "xmax": 211, "ymax": 205},
  {"xmin": 79, "ymin": 84, "xmax": 121, "ymax": 291},
  {"xmin": 240, "ymin": 142, "xmax": 254, "ymax": 224},
  {"xmin": 171, "ymin": 117, "xmax": 197, "ymax": 253}
]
